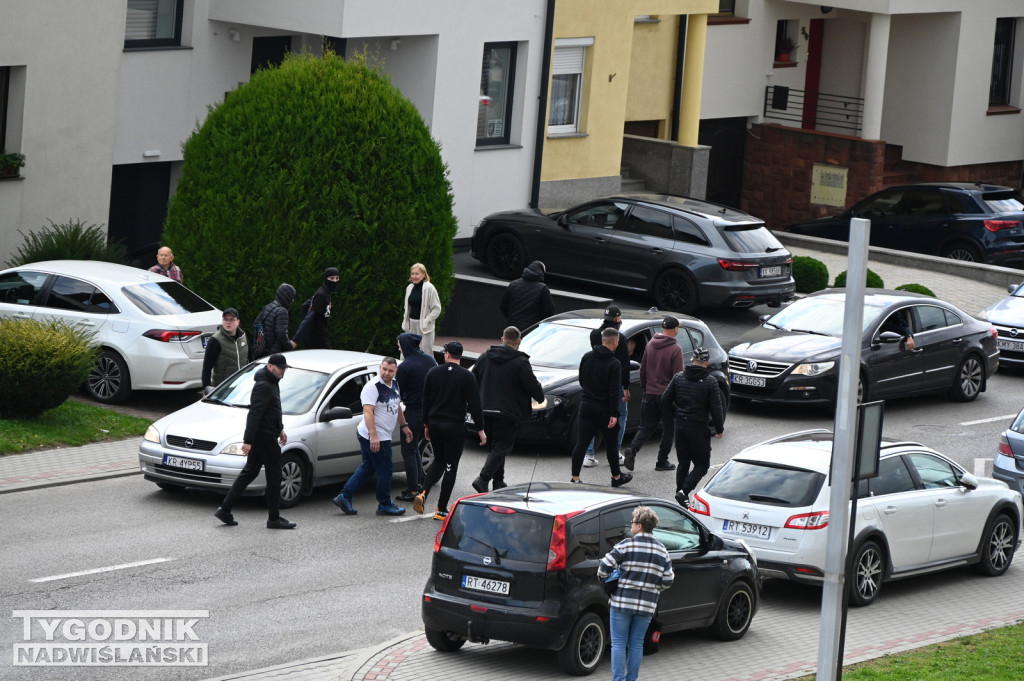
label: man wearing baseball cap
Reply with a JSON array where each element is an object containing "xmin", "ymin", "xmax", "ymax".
[
  {"xmin": 582, "ymin": 305, "xmax": 631, "ymax": 468},
  {"xmin": 202, "ymin": 307, "xmax": 253, "ymax": 393}
]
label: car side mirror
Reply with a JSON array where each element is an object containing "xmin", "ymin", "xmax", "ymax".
[
  {"xmin": 758, "ymin": 314, "xmax": 771, "ymax": 324},
  {"xmin": 319, "ymin": 406, "xmax": 353, "ymax": 422},
  {"xmin": 1010, "ymin": 283, "xmax": 1022, "ymax": 294},
  {"xmin": 876, "ymin": 331, "xmax": 903, "ymax": 345},
  {"xmin": 630, "ymin": 360, "xmax": 640, "ymax": 370},
  {"xmin": 958, "ymin": 472, "xmax": 979, "ymax": 490},
  {"xmin": 706, "ymin": 533, "xmax": 724, "ymax": 551}
]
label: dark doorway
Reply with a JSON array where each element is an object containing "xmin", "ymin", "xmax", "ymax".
[
  {"xmin": 108, "ymin": 162, "xmax": 172, "ymax": 265},
  {"xmin": 251, "ymin": 36, "xmax": 293, "ymax": 74},
  {"xmin": 624, "ymin": 120, "xmax": 661, "ymax": 138},
  {"xmin": 698, "ymin": 117, "xmax": 747, "ymax": 209}
]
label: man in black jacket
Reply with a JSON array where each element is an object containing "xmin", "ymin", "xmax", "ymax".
[
  {"xmin": 395, "ymin": 332, "xmax": 437, "ymax": 501},
  {"xmin": 661, "ymin": 347, "xmax": 725, "ymax": 508},
  {"xmin": 571, "ymin": 328, "xmax": 633, "ymax": 486},
  {"xmin": 415, "ymin": 342, "xmax": 487, "ymax": 519},
  {"xmin": 500, "ymin": 260, "xmax": 555, "ymax": 331},
  {"xmin": 582, "ymin": 306, "xmax": 631, "ymax": 469},
  {"xmin": 471, "ymin": 326, "xmax": 544, "ymax": 492},
  {"xmin": 253, "ymin": 283, "xmax": 297, "ymax": 357},
  {"xmin": 294, "ymin": 267, "xmax": 338, "ymax": 349},
  {"xmin": 215, "ymin": 354, "xmax": 296, "ymax": 529}
]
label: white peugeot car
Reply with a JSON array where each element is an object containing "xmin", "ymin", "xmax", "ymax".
[
  {"xmin": 691, "ymin": 430, "xmax": 1022, "ymax": 606},
  {"xmin": 0, "ymin": 260, "xmax": 222, "ymax": 402}
]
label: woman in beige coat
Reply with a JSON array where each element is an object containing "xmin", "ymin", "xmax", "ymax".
[{"xmin": 402, "ymin": 263, "xmax": 442, "ymax": 354}]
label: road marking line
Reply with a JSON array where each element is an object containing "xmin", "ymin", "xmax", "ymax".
[
  {"xmin": 391, "ymin": 514, "xmax": 435, "ymax": 523},
  {"xmin": 974, "ymin": 458, "xmax": 992, "ymax": 477},
  {"xmin": 961, "ymin": 414, "xmax": 1017, "ymax": 426},
  {"xmin": 30, "ymin": 558, "xmax": 173, "ymax": 583}
]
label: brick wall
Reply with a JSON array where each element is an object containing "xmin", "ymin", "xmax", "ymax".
[{"xmin": 900, "ymin": 159, "xmax": 1022, "ymax": 188}]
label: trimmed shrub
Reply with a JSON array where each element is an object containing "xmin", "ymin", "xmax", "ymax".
[
  {"xmin": 4, "ymin": 219, "xmax": 127, "ymax": 268},
  {"xmin": 163, "ymin": 50, "xmax": 457, "ymax": 354},
  {"xmin": 792, "ymin": 256, "xmax": 829, "ymax": 293},
  {"xmin": 0, "ymin": 319, "xmax": 99, "ymax": 419},
  {"xmin": 894, "ymin": 283, "xmax": 936, "ymax": 297},
  {"xmin": 834, "ymin": 269, "xmax": 885, "ymax": 289}
]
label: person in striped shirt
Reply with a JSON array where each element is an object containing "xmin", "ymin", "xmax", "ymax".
[{"xmin": 597, "ymin": 506, "xmax": 674, "ymax": 681}]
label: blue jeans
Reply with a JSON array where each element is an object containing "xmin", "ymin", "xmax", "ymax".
[
  {"xmin": 609, "ymin": 608, "xmax": 652, "ymax": 681},
  {"xmin": 341, "ymin": 434, "xmax": 394, "ymax": 506},
  {"xmin": 586, "ymin": 386, "xmax": 628, "ymax": 456}
]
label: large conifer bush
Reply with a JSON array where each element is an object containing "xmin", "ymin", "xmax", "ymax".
[{"xmin": 163, "ymin": 51, "xmax": 457, "ymax": 353}]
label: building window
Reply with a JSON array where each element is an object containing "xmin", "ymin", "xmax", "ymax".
[
  {"xmin": 477, "ymin": 42, "xmax": 517, "ymax": 146},
  {"xmin": 125, "ymin": 0, "xmax": 184, "ymax": 48},
  {"xmin": 716, "ymin": 0, "xmax": 736, "ymax": 15},
  {"xmin": 774, "ymin": 20, "xmax": 798, "ymax": 63},
  {"xmin": 990, "ymin": 18, "xmax": 1017, "ymax": 107},
  {"xmin": 549, "ymin": 37, "xmax": 593, "ymax": 135}
]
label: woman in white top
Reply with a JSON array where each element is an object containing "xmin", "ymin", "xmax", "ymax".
[{"xmin": 402, "ymin": 262, "xmax": 442, "ymax": 355}]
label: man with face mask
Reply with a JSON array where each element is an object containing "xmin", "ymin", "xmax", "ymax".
[{"xmin": 294, "ymin": 267, "xmax": 339, "ymax": 349}]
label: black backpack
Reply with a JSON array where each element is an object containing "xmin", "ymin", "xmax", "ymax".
[{"xmin": 252, "ymin": 304, "xmax": 275, "ymax": 357}]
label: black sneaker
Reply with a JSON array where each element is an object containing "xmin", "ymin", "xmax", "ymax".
[
  {"xmin": 621, "ymin": 447, "xmax": 636, "ymax": 471},
  {"xmin": 267, "ymin": 517, "xmax": 296, "ymax": 529},
  {"xmin": 655, "ymin": 461, "xmax": 677, "ymax": 471},
  {"xmin": 214, "ymin": 507, "xmax": 237, "ymax": 526},
  {"xmin": 675, "ymin": 490, "xmax": 689, "ymax": 508},
  {"xmin": 492, "ymin": 480, "xmax": 508, "ymax": 491},
  {"xmin": 569, "ymin": 478, "xmax": 583, "ymax": 484},
  {"xmin": 471, "ymin": 477, "xmax": 488, "ymax": 493},
  {"xmin": 611, "ymin": 473, "xmax": 633, "ymax": 488}
]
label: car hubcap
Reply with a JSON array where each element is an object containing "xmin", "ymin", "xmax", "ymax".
[
  {"xmin": 959, "ymin": 359, "xmax": 982, "ymax": 397},
  {"xmin": 855, "ymin": 547, "xmax": 881, "ymax": 600},
  {"xmin": 727, "ymin": 589, "xmax": 753, "ymax": 633},
  {"xmin": 491, "ymin": 237, "xmax": 518, "ymax": 275},
  {"xmin": 989, "ymin": 520, "xmax": 1014, "ymax": 571},
  {"xmin": 947, "ymin": 248, "xmax": 976, "ymax": 261},
  {"xmin": 578, "ymin": 622, "xmax": 603, "ymax": 668},
  {"xmin": 88, "ymin": 356, "xmax": 121, "ymax": 399},
  {"xmin": 280, "ymin": 460, "xmax": 302, "ymax": 502},
  {"xmin": 658, "ymin": 274, "xmax": 690, "ymax": 310}
]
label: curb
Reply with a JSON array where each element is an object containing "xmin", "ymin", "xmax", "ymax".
[{"xmin": 0, "ymin": 468, "xmax": 139, "ymax": 494}]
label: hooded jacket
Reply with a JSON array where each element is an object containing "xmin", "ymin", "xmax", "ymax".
[
  {"xmin": 294, "ymin": 268, "xmax": 337, "ymax": 349},
  {"xmin": 244, "ymin": 367, "xmax": 283, "ymax": 443},
  {"xmin": 578, "ymin": 344, "xmax": 622, "ymax": 418},
  {"xmin": 639, "ymin": 333, "xmax": 684, "ymax": 396},
  {"xmin": 255, "ymin": 283, "xmax": 297, "ymax": 356},
  {"xmin": 662, "ymin": 364, "xmax": 725, "ymax": 434},
  {"xmin": 590, "ymin": 320, "xmax": 630, "ymax": 390},
  {"xmin": 500, "ymin": 260, "xmax": 555, "ymax": 331},
  {"xmin": 395, "ymin": 332, "xmax": 437, "ymax": 414},
  {"xmin": 471, "ymin": 343, "xmax": 544, "ymax": 426}
]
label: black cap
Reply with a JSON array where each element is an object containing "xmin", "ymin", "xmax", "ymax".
[
  {"xmin": 692, "ymin": 347, "xmax": 710, "ymax": 362},
  {"xmin": 267, "ymin": 353, "xmax": 291, "ymax": 369},
  {"xmin": 604, "ymin": 305, "xmax": 621, "ymax": 319},
  {"xmin": 443, "ymin": 341, "xmax": 464, "ymax": 358},
  {"xmin": 222, "ymin": 307, "xmax": 240, "ymax": 319},
  {"xmin": 662, "ymin": 316, "xmax": 679, "ymax": 329}
]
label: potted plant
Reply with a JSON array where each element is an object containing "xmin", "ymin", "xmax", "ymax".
[
  {"xmin": 776, "ymin": 36, "xmax": 796, "ymax": 62},
  {"xmin": 0, "ymin": 151, "xmax": 26, "ymax": 179}
]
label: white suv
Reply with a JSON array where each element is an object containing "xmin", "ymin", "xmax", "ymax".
[{"xmin": 691, "ymin": 430, "xmax": 1022, "ymax": 606}]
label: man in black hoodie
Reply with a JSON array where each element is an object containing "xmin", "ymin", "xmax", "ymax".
[
  {"xmin": 395, "ymin": 332, "xmax": 437, "ymax": 501},
  {"xmin": 662, "ymin": 347, "xmax": 725, "ymax": 508},
  {"xmin": 253, "ymin": 283, "xmax": 297, "ymax": 357},
  {"xmin": 500, "ymin": 260, "xmax": 555, "ymax": 331},
  {"xmin": 294, "ymin": 267, "xmax": 339, "ymax": 349},
  {"xmin": 571, "ymin": 328, "xmax": 633, "ymax": 486},
  {"xmin": 470, "ymin": 326, "xmax": 544, "ymax": 492},
  {"xmin": 582, "ymin": 306, "xmax": 631, "ymax": 469}
]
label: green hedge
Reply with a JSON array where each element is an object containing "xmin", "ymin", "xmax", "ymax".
[
  {"xmin": 792, "ymin": 256, "xmax": 829, "ymax": 293},
  {"xmin": 4, "ymin": 219, "xmax": 127, "ymax": 268},
  {"xmin": 894, "ymin": 283, "xmax": 936, "ymax": 297},
  {"xmin": 834, "ymin": 269, "xmax": 885, "ymax": 289}
]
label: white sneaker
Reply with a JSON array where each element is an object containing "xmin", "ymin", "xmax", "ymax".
[
  {"xmin": 582, "ymin": 456, "xmax": 598, "ymax": 468},
  {"xmin": 618, "ymin": 452, "xmax": 626, "ymax": 464}
]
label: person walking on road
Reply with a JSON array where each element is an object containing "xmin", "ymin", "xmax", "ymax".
[
  {"xmin": 620, "ymin": 316, "xmax": 683, "ymax": 473},
  {"xmin": 582, "ymin": 306, "xmax": 631, "ymax": 469},
  {"xmin": 253, "ymin": 283, "xmax": 297, "ymax": 357},
  {"xmin": 395, "ymin": 332, "xmax": 437, "ymax": 502},
  {"xmin": 202, "ymin": 307, "xmax": 253, "ymax": 392},
  {"xmin": 662, "ymin": 347, "xmax": 725, "ymax": 508},
  {"xmin": 294, "ymin": 267, "xmax": 339, "ymax": 349},
  {"xmin": 598, "ymin": 505, "xmax": 674, "ymax": 681},
  {"xmin": 470, "ymin": 326, "xmax": 544, "ymax": 492},
  {"xmin": 415, "ymin": 342, "xmax": 487, "ymax": 520},
  {"xmin": 214, "ymin": 354, "xmax": 296, "ymax": 529},
  {"xmin": 402, "ymin": 263, "xmax": 442, "ymax": 355},
  {"xmin": 571, "ymin": 327, "xmax": 633, "ymax": 487},
  {"xmin": 500, "ymin": 260, "xmax": 555, "ymax": 332},
  {"xmin": 332, "ymin": 357, "xmax": 413, "ymax": 516}
]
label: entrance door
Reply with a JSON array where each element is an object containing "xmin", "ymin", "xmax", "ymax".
[{"xmin": 698, "ymin": 117, "xmax": 746, "ymax": 209}]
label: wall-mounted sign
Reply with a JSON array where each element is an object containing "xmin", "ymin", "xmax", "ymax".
[{"xmin": 811, "ymin": 163, "xmax": 848, "ymax": 207}]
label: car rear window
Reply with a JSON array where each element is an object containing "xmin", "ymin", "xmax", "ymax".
[
  {"xmin": 442, "ymin": 504, "xmax": 554, "ymax": 564},
  {"xmin": 122, "ymin": 282, "xmax": 216, "ymax": 315},
  {"xmin": 981, "ymin": 190, "xmax": 1024, "ymax": 214},
  {"xmin": 705, "ymin": 459, "xmax": 825, "ymax": 507},
  {"xmin": 717, "ymin": 224, "xmax": 786, "ymax": 254}
]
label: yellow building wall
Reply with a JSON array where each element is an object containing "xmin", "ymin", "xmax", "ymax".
[{"xmin": 625, "ymin": 19, "xmax": 680, "ymax": 135}]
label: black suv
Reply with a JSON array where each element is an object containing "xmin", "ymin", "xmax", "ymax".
[{"xmin": 421, "ymin": 483, "xmax": 760, "ymax": 675}]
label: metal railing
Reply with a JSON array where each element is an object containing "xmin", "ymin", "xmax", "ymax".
[{"xmin": 763, "ymin": 86, "xmax": 864, "ymax": 134}]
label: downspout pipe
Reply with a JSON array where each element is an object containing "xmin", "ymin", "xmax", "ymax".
[
  {"xmin": 530, "ymin": 0, "xmax": 556, "ymax": 209},
  {"xmin": 670, "ymin": 15, "xmax": 687, "ymax": 141}
]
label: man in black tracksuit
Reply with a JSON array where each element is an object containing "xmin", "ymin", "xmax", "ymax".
[
  {"xmin": 415, "ymin": 342, "xmax": 486, "ymax": 519},
  {"xmin": 583, "ymin": 305, "xmax": 631, "ymax": 467},
  {"xmin": 500, "ymin": 260, "xmax": 555, "ymax": 331},
  {"xmin": 662, "ymin": 347, "xmax": 725, "ymax": 508},
  {"xmin": 571, "ymin": 327, "xmax": 633, "ymax": 486}
]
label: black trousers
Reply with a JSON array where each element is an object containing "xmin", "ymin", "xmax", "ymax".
[
  {"xmin": 479, "ymin": 415, "xmax": 517, "ymax": 484},
  {"xmin": 222, "ymin": 432, "xmax": 282, "ymax": 519},
  {"xmin": 571, "ymin": 402, "xmax": 621, "ymax": 478},
  {"xmin": 399, "ymin": 407, "xmax": 424, "ymax": 491},
  {"xmin": 675, "ymin": 421, "xmax": 711, "ymax": 496},
  {"xmin": 628, "ymin": 394, "xmax": 675, "ymax": 463},
  {"xmin": 422, "ymin": 420, "xmax": 467, "ymax": 512}
]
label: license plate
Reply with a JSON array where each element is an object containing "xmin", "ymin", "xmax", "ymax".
[
  {"xmin": 462, "ymin": 575, "xmax": 510, "ymax": 595},
  {"xmin": 201, "ymin": 336, "xmax": 208, "ymax": 348},
  {"xmin": 723, "ymin": 519, "xmax": 772, "ymax": 539},
  {"xmin": 997, "ymin": 339, "xmax": 1024, "ymax": 352},
  {"xmin": 732, "ymin": 374, "xmax": 766, "ymax": 387},
  {"xmin": 760, "ymin": 266, "xmax": 782, "ymax": 277},
  {"xmin": 162, "ymin": 455, "xmax": 205, "ymax": 472}
]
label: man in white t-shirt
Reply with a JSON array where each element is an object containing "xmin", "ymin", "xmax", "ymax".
[{"xmin": 332, "ymin": 357, "xmax": 413, "ymax": 516}]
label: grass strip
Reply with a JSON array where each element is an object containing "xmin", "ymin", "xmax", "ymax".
[{"xmin": 0, "ymin": 400, "xmax": 151, "ymax": 455}]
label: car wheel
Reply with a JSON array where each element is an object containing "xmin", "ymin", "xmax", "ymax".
[
  {"xmin": 85, "ymin": 350, "xmax": 132, "ymax": 404},
  {"xmin": 557, "ymin": 611, "xmax": 606, "ymax": 676},
  {"xmin": 484, "ymin": 233, "xmax": 527, "ymax": 279},
  {"xmin": 974, "ymin": 513, "xmax": 1017, "ymax": 576},
  {"xmin": 653, "ymin": 269, "xmax": 699, "ymax": 315},
  {"xmin": 942, "ymin": 242, "xmax": 982, "ymax": 262},
  {"xmin": 278, "ymin": 452, "xmax": 306, "ymax": 509},
  {"xmin": 949, "ymin": 355, "xmax": 984, "ymax": 402},
  {"xmin": 419, "ymin": 438, "xmax": 434, "ymax": 479},
  {"xmin": 424, "ymin": 626, "xmax": 466, "ymax": 652},
  {"xmin": 848, "ymin": 540, "xmax": 884, "ymax": 607},
  {"xmin": 710, "ymin": 580, "xmax": 755, "ymax": 641},
  {"xmin": 858, "ymin": 374, "xmax": 870, "ymax": 403}
]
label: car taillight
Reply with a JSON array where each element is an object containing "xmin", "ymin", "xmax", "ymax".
[
  {"xmin": 143, "ymin": 330, "xmax": 203, "ymax": 342},
  {"xmin": 689, "ymin": 493, "xmax": 710, "ymax": 515},
  {"xmin": 998, "ymin": 435, "xmax": 1015, "ymax": 458},
  {"xmin": 984, "ymin": 220, "xmax": 1021, "ymax": 232},
  {"xmin": 718, "ymin": 258, "xmax": 758, "ymax": 271},
  {"xmin": 785, "ymin": 510, "xmax": 829, "ymax": 530},
  {"xmin": 546, "ymin": 510, "xmax": 583, "ymax": 571}
]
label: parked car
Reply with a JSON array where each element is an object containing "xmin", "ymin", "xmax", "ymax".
[
  {"xmin": 995, "ymin": 406, "xmax": 1024, "ymax": 496},
  {"xmin": 980, "ymin": 281, "xmax": 1024, "ymax": 368},
  {"xmin": 691, "ymin": 430, "xmax": 1022, "ymax": 606},
  {"xmin": 0, "ymin": 260, "xmax": 221, "ymax": 403},
  {"xmin": 727, "ymin": 289, "xmax": 999, "ymax": 407},
  {"xmin": 471, "ymin": 193, "xmax": 795, "ymax": 313},
  {"xmin": 139, "ymin": 350, "xmax": 425, "ymax": 507},
  {"xmin": 787, "ymin": 182, "xmax": 1024, "ymax": 267},
  {"xmin": 421, "ymin": 483, "xmax": 759, "ymax": 675},
  {"xmin": 465, "ymin": 308, "xmax": 729, "ymax": 447}
]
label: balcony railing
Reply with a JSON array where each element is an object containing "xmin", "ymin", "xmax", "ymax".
[{"xmin": 763, "ymin": 86, "xmax": 864, "ymax": 134}]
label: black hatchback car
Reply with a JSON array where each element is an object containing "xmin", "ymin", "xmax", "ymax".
[
  {"xmin": 472, "ymin": 193, "xmax": 795, "ymax": 313},
  {"xmin": 421, "ymin": 484, "xmax": 759, "ymax": 675},
  {"xmin": 728, "ymin": 289, "xmax": 999, "ymax": 406},
  {"xmin": 787, "ymin": 182, "xmax": 1024, "ymax": 267}
]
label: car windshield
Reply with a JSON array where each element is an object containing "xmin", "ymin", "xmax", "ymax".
[
  {"xmin": 706, "ymin": 459, "xmax": 825, "ymax": 507},
  {"xmin": 519, "ymin": 322, "xmax": 595, "ymax": 369},
  {"xmin": 717, "ymin": 224, "xmax": 786, "ymax": 254},
  {"xmin": 765, "ymin": 296, "xmax": 881, "ymax": 336},
  {"xmin": 441, "ymin": 504, "xmax": 554, "ymax": 564},
  {"xmin": 206, "ymin": 364, "xmax": 330, "ymax": 415},
  {"xmin": 122, "ymin": 282, "xmax": 216, "ymax": 315},
  {"xmin": 981, "ymin": 190, "xmax": 1024, "ymax": 214}
]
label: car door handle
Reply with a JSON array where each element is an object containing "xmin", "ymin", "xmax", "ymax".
[
  {"xmin": 934, "ymin": 499, "xmax": 946, "ymax": 508},
  {"xmin": 79, "ymin": 321, "xmax": 96, "ymax": 327},
  {"xmin": 883, "ymin": 506, "xmax": 898, "ymax": 515},
  {"xmin": 649, "ymin": 247, "xmax": 664, "ymax": 254},
  {"xmin": 594, "ymin": 237, "xmax": 607, "ymax": 244}
]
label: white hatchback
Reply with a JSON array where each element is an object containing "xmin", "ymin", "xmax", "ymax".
[{"xmin": 691, "ymin": 429, "xmax": 1023, "ymax": 606}]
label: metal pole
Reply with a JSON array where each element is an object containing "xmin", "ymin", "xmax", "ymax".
[{"xmin": 816, "ymin": 217, "xmax": 870, "ymax": 681}]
